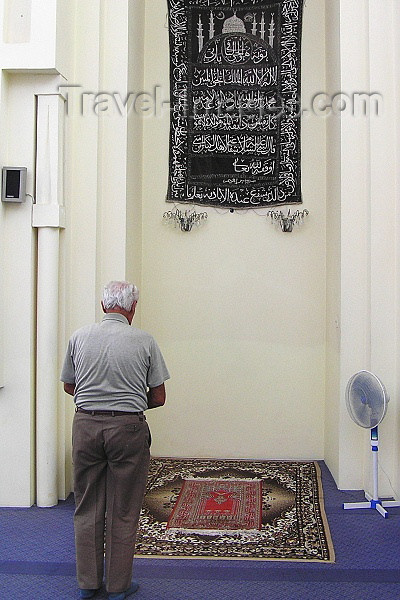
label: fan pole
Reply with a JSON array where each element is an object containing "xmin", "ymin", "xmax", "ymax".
[
  {"xmin": 365, "ymin": 427, "xmax": 388, "ymax": 518},
  {"xmin": 343, "ymin": 427, "xmax": 400, "ymax": 518}
]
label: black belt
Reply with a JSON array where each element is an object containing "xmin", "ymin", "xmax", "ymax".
[{"xmin": 76, "ymin": 407, "xmax": 143, "ymax": 417}]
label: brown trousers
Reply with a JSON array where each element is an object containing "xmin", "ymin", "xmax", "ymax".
[{"xmin": 72, "ymin": 412, "xmax": 150, "ymax": 594}]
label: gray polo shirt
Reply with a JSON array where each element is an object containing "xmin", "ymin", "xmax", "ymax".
[{"xmin": 61, "ymin": 313, "xmax": 170, "ymax": 412}]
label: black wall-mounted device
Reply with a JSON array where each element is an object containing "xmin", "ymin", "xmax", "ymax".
[{"xmin": 1, "ymin": 167, "xmax": 27, "ymax": 202}]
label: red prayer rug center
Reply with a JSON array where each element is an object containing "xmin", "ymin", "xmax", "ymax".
[{"xmin": 167, "ymin": 478, "xmax": 262, "ymax": 531}]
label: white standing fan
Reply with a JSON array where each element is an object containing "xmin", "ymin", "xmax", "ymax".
[{"xmin": 343, "ymin": 370, "xmax": 400, "ymax": 518}]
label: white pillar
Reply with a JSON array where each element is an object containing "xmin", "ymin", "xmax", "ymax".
[
  {"xmin": 336, "ymin": 0, "xmax": 371, "ymax": 490},
  {"xmin": 33, "ymin": 94, "xmax": 65, "ymax": 507},
  {"xmin": 393, "ymin": 0, "xmax": 400, "ymax": 502}
]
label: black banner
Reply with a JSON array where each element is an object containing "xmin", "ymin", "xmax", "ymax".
[{"xmin": 166, "ymin": 0, "xmax": 304, "ymax": 209}]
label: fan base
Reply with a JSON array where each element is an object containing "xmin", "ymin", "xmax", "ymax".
[{"xmin": 343, "ymin": 492, "xmax": 400, "ymax": 518}]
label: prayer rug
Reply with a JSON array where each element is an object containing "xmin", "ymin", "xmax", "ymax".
[
  {"xmin": 166, "ymin": 0, "xmax": 304, "ymax": 209},
  {"xmin": 166, "ymin": 478, "xmax": 262, "ymax": 531},
  {"xmin": 136, "ymin": 458, "xmax": 335, "ymax": 562}
]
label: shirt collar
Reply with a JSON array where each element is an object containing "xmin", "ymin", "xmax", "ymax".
[{"xmin": 102, "ymin": 313, "xmax": 129, "ymax": 325}]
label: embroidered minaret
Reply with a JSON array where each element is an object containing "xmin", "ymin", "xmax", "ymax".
[
  {"xmin": 209, "ymin": 10, "xmax": 215, "ymax": 39},
  {"xmin": 268, "ymin": 14, "xmax": 275, "ymax": 47},
  {"xmin": 260, "ymin": 13, "xmax": 265, "ymax": 41},
  {"xmin": 198, "ymin": 14, "xmax": 204, "ymax": 51},
  {"xmin": 252, "ymin": 14, "xmax": 257, "ymax": 36}
]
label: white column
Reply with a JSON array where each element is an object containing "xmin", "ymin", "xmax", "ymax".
[
  {"xmin": 33, "ymin": 94, "xmax": 65, "ymax": 507},
  {"xmin": 0, "ymin": 72, "xmax": 5, "ymax": 390},
  {"xmin": 336, "ymin": 0, "xmax": 371, "ymax": 490},
  {"xmin": 367, "ymin": 0, "xmax": 397, "ymax": 498},
  {"xmin": 393, "ymin": 0, "xmax": 400, "ymax": 501}
]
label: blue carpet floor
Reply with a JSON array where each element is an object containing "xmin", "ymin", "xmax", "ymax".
[{"xmin": 1, "ymin": 461, "xmax": 400, "ymax": 599}]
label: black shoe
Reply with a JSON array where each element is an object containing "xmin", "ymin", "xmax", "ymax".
[{"xmin": 108, "ymin": 581, "xmax": 139, "ymax": 600}]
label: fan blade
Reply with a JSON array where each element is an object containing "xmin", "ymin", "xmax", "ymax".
[
  {"xmin": 346, "ymin": 371, "xmax": 388, "ymax": 429},
  {"xmin": 349, "ymin": 395, "xmax": 373, "ymax": 428}
]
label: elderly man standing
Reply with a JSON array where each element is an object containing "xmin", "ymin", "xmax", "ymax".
[{"xmin": 61, "ymin": 281, "xmax": 170, "ymax": 600}]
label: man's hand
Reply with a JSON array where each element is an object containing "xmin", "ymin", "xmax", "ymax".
[
  {"xmin": 63, "ymin": 382, "xmax": 75, "ymax": 396},
  {"xmin": 147, "ymin": 383, "xmax": 166, "ymax": 409}
]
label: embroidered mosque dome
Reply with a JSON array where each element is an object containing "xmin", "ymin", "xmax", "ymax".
[{"xmin": 222, "ymin": 12, "xmax": 246, "ymax": 34}]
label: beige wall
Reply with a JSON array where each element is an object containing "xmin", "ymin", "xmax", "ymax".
[
  {"xmin": 2, "ymin": 0, "xmax": 400, "ymax": 506},
  {"xmin": 126, "ymin": 0, "xmax": 145, "ymax": 321},
  {"xmin": 141, "ymin": 0, "xmax": 327, "ymax": 460},
  {"xmin": 324, "ymin": 0, "xmax": 341, "ymax": 482}
]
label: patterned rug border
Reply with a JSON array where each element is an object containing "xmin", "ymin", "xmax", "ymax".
[
  {"xmin": 136, "ymin": 458, "xmax": 335, "ymax": 563},
  {"xmin": 313, "ymin": 461, "xmax": 335, "ymax": 563}
]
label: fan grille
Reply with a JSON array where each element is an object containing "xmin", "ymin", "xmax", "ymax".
[{"xmin": 345, "ymin": 370, "xmax": 388, "ymax": 429}]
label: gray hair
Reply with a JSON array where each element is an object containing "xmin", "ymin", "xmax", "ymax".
[{"xmin": 102, "ymin": 281, "xmax": 139, "ymax": 311}]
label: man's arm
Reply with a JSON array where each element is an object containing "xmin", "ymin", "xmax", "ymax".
[
  {"xmin": 63, "ymin": 382, "xmax": 75, "ymax": 396},
  {"xmin": 147, "ymin": 383, "xmax": 166, "ymax": 409}
]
